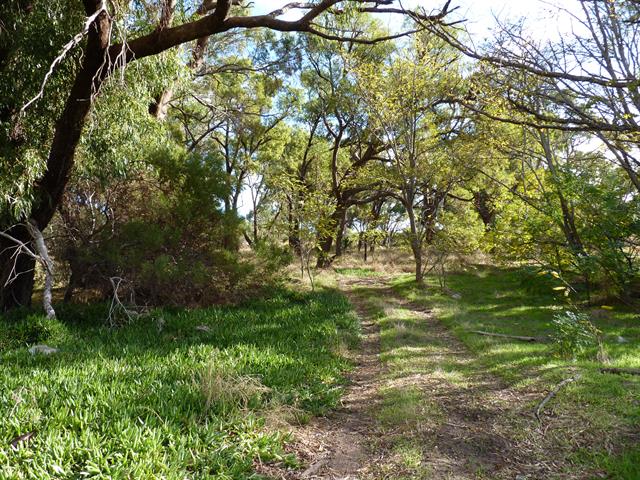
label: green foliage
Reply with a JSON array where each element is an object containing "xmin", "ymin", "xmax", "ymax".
[
  {"xmin": 550, "ymin": 310, "xmax": 601, "ymax": 359},
  {"xmin": 0, "ymin": 0, "xmax": 85, "ymax": 221},
  {"xmin": 0, "ymin": 288, "xmax": 359, "ymax": 478},
  {"xmin": 0, "ymin": 314, "xmax": 66, "ymax": 351},
  {"xmin": 253, "ymin": 241, "xmax": 294, "ymax": 274},
  {"xmin": 53, "ymin": 144, "xmax": 257, "ymax": 307},
  {"xmin": 432, "ymin": 202, "xmax": 486, "ymax": 256}
]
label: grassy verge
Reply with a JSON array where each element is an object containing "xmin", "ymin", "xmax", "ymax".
[
  {"xmin": 391, "ymin": 265, "xmax": 640, "ymax": 478},
  {"xmin": 0, "ymin": 288, "xmax": 359, "ymax": 479}
]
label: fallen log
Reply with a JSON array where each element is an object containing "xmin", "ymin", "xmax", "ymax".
[
  {"xmin": 600, "ymin": 367, "xmax": 640, "ymax": 376},
  {"xmin": 470, "ymin": 330, "xmax": 542, "ymax": 342},
  {"xmin": 535, "ymin": 373, "xmax": 582, "ymax": 422}
]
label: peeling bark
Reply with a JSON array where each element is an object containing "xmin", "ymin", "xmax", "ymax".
[{"xmin": 26, "ymin": 221, "xmax": 56, "ymax": 319}]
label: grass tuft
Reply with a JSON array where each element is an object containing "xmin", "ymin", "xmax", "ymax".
[{"xmin": 200, "ymin": 367, "xmax": 271, "ymax": 413}]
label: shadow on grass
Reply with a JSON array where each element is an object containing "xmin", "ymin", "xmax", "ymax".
[
  {"xmin": 387, "ymin": 265, "xmax": 640, "ymax": 478},
  {"xmin": 0, "ymin": 287, "xmax": 359, "ymax": 478}
]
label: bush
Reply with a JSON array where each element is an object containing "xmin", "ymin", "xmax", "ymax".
[
  {"xmin": 51, "ymin": 148, "xmax": 288, "ymax": 309},
  {"xmin": 0, "ymin": 313, "xmax": 65, "ymax": 351},
  {"xmin": 551, "ymin": 310, "xmax": 601, "ymax": 359}
]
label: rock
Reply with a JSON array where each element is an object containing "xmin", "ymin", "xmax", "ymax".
[
  {"xmin": 28, "ymin": 344, "xmax": 59, "ymax": 355},
  {"xmin": 617, "ymin": 336, "xmax": 629, "ymax": 344}
]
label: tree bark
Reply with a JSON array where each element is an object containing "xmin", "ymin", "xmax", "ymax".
[
  {"xmin": 287, "ymin": 196, "xmax": 301, "ymax": 255},
  {"xmin": 407, "ymin": 205, "xmax": 423, "ymax": 283},
  {"xmin": 316, "ymin": 234, "xmax": 334, "ymax": 268},
  {"xmin": 316, "ymin": 203, "xmax": 346, "ymax": 268},
  {"xmin": 26, "ymin": 221, "xmax": 56, "ymax": 319},
  {"xmin": 0, "ymin": 224, "xmax": 36, "ymax": 311},
  {"xmin": 334, "ymin": 207, "xmax": 348, "ymax": 257}
]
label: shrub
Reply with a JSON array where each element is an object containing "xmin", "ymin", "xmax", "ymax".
[
  {"xmin": 0, "ymin": 313, "xmax": 65, "ymax": 351},
  {"xmin": 51, "ymin": 148, "xmax": 288, "ymax": 310},
  {"xmin": 551, "ymin": 310, "xmax": 601, "ymax": 359}
]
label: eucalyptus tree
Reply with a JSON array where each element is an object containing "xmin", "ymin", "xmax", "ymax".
[
  {"xmin": 172, "ymin": 63, "xmax": 294, "ymax": 248},
  {"xmin": 359, "ymin": 35, "xmax": 467, "ymax": 282},
  {"xmin": 486, "ymin": 124, "xmax": 639, "ymax": 298},
  {"xmin": 0, "ymin": 0, "xmax": 454, "ymax": 311},
  {"xmin": 300, "ymin": 14, "xmax": 394, "ymax": 267},
  {"xmin": 457, "ymin": 65, "xmax": 640, "ymax": 297},
  {"xmin": 424, "ymin": 0, "xmax": 640, "ymax": 193}
]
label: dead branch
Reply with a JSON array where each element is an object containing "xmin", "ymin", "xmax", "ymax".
[
  {"xmin": 600, "ymin": 367, "xmax": 640, "ymax": 376},
  {"xmin": 0, "ymin": 222, "xmax": 56, "ymax": 317},
  {"xmin": 107, "ymin": 277, "xmax": 147, "ymax": 327},
  {"xmin": 535, "ymin": 374, "xmax": 582, "ymax": 422},
  {"xmin": 470, "ymin": 330, "xmax": 543, "ymax": 342}
]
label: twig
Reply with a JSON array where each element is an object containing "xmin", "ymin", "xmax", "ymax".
[
  {"xmin": 535, "ymin": 373, "xmax": 582, "ymax": 422},
  {"xmin": 19, "ymin": 0, "xmax": 108, "ymax": 114},
  {"xmin": 470, "ymin": 330, "xmax": 544, "ymax": 342},
  {"xmin": 600, "ymin": 367, "xmax": 640, "ymax": 376}
]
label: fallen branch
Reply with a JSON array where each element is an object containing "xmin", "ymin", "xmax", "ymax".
[
  {"xmin": 9, "ymin": 431, "xmax": 36, "ymax": 449},
  {"xmin": 535, "ymin": 374, "xmax": 582, "ymax": 422},
  {"xmin": 600, "ymin": 367, "xmax": 640, "ymax": 376},
  {"xmin": 470, "ymin": 330, "xmax": 543, "ymax": 342}
]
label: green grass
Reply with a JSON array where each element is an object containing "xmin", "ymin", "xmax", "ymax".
[
  {"xmin": 333, "ymin": 267, "xmax": 383, "ymax": 277},
  {"xmin": 391, "ymin": 265, "xmax": 640, "ymax": 478},
  {"xmin": 0, "ymin": 288, "xmax": 359, "ymax": 479}
]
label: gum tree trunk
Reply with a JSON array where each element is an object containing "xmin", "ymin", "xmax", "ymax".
[{"xmin": 0, "ymin": 225, "xmax": 36, "ymax": 311}]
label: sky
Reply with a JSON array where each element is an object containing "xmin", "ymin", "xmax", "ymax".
[{"xmin": 250, "ymin": 0, "xmax": 583, "ymax": 42}]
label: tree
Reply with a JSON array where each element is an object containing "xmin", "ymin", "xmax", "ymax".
[
  {"xmin": 359, "ymin": 35, "xmax": 466, "ymax": 282},
  {"xmin": 424, "ymin": 0, "xmax": 640, "ymax": 192},
  {"xmin": 300, "ymin": 13, "xmax": 394, "ymax": 266},
  {"xmin": 0, "ymin": 0, "xmax": 454, "ymax": 311}
]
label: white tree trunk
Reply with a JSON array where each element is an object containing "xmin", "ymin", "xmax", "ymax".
[{"xmin": 26, "ymin": 221, "xmax": 56, "ymax": 319}]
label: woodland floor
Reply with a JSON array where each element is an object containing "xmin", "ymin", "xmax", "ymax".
[
  {"xmin": 2, "ymin": 263, "xmax": 638, "ymax": 479},
  {"xmin": 268, "ymin": 268, "xmax": 640, "ymax": 480}
]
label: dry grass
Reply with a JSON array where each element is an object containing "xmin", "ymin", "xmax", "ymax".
[
  {"xmin": 200, "ymin": 365, "xmax": 271, "ymax": 412},
  {"xmin": 260, "ymin": 403, "xmax": 310, "ymax": 431}
]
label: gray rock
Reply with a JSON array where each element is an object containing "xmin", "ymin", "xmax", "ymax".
[{"xmin": 28, "ymin": 344, "xmax": 59, "ymax": 355}]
